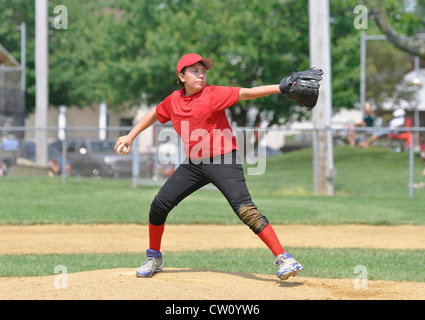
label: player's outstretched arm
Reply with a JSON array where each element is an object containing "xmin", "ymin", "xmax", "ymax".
[
  {"xmin": 238, "ymin": 85, "xmax": 281, "ymax": 101},
  {"xmin": 239, "ymin": 64, "xmax": 323, "ymax": 108},
  {"xmin": 114, "ymin": 107, "xmax": 158, "ymax": 155}
]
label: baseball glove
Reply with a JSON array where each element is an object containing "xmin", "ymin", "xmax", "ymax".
[{"xmin": 279, "ymin": 62, "xmax": 323, "ymax": 109}]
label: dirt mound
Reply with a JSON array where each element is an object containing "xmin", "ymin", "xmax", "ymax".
[
  {"xmin": 2, "ymin": 268, "xmax": 424, "ymax": 300},
  {"xmin": 1, "ymin": 224, "xmax": 424, "ymax": 300}
]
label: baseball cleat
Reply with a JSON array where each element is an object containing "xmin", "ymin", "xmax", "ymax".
[
  {"xmin": 136, "ymin": 249, "xmax": 163, "ymax": 278},
  {"xmin": 275, "ymin": 252, "xmax": 303, "ymax": 280}
]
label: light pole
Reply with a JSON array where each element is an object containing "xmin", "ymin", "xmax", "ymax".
[
  {"xmin": 360, "ymin": 32, "xmax": 387, "ymax": 115},
  {"xmin": 35, "ymin": 0, "xmax": 49, "ymax": 166}
]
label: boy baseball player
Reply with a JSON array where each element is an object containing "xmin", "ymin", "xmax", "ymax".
[{"xmin": 115, "ymin": 53, "xmax": 304, "ymax": 280}]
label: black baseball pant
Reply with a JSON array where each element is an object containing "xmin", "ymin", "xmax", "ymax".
[{"xmin": 149, "ymin": 150, "xmax": 269, "ymax": 234}]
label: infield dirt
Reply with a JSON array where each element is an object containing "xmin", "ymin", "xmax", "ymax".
[{"xmin": 1, "ymin": 224, "xmax": 424, "ymax": 300}]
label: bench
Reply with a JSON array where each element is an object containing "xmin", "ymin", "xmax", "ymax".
[{"xmin": 0, "ymin": 149, "xmax": 19, "ymax": 165}]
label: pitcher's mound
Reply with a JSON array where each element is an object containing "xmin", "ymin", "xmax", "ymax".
[{"xmin": 2, "ymin": 267, "xmax": 424, "ymax": 300}]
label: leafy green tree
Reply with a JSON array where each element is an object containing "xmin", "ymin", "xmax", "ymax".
[
  {"xmin": 364, "ymin": 0, "xmax": 425, "ymax": 59},
  {"xmin": 358, "ymin": 0, "xmax": 424, "ymax": 109},
  {"xmin": 110, "ymin": 0, "xmax": 362, "ymax": 125},
  {"xmin": 3, "ymin": 0, "xmax": 421, "ymax": 125},
  {"xmin": 0, "ymin": 0, "xmax": 35, "ymax": 113},
  {"xmin": 365, "ymin": 39, "xmax": 414, "ymax": 109},
  {"xmin": 134, "ymin": 0, "xmax": 312, "ymax": 125}
]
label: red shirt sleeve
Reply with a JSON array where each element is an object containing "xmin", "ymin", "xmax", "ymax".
[
  {"xmin": 210, "ymin": 86, "xmax": 241, "ymax": 111},
  {"xmin": 155, "ymin": 95, "xmax": 172, "ymax": 124}
]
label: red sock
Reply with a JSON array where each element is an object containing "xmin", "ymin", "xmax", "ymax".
[
  {"xmin": 149, "ymin": 222, "xmax": 165, "ymax": 252},
  {"xmin": 257, "ymin": 223, "xmax": 285, "ymax": 257}
]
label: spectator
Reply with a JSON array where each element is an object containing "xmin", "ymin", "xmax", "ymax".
[
  {"xmin": 358, "ymin": 108, "xmax": 406, "ymax": 149},
  {"xmin": 1, "ymin": 134, "xmax": 19, "ymax": 172},
  {"xmin": 1, "ymin": 134, "xmax": 19, "ymax": 151},
  {"xmin": 346, "ymin": 102, "xmax": 376, "ymax": 146},
  {"xmin": 48, "ymin": 158, "xmax": 61, "ymax": 177}
]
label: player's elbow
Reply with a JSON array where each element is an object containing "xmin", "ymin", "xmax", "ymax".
[{"xmin": 238, "ymin": 88, "xmax": 254, "ymax": 101}]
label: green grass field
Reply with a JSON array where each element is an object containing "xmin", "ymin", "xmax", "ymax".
[{"xmin": 1, "ymin": 146, "xmax": 424, "ymax": 281}]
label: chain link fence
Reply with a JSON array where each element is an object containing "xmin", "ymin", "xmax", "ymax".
[
  {"xmin": 0, "ymin": 124, "xmax": 424, "ymax": 198},
  {"xmin": 0, "ymin": 65, "xmax": 25, "ymax": 132}
]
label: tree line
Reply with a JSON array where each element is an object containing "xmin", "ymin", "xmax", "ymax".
[{"xmin": 0, "ymin": 0, "xmax": 423, "ymax": 126}]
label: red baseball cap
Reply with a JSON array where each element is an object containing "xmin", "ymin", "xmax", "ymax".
[{"xmin": 177, "ymin": 53, "xmax": 214, "ymax": 74}]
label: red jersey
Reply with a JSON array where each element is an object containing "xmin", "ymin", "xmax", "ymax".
[{"xmin": 156, "ymin": 85, "xmax": 241, "ymax": 160}]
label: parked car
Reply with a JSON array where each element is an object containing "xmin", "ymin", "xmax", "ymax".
[
  {"xmin": 47, "ymin": 138, "xmax": 147, "ymax": 178},
  {"xmin": 47, "ymin": 138, "xmax": 157, "ymax": 178},
  {"xmin": 21, "ymin": 138, "xmax": 174, "ymax": 179}
]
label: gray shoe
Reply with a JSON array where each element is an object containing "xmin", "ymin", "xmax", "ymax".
[
  {"xmin": 136, "ymin": 249, "xmax": 163, "ymax": 278},
  {"xmin": 275, "ymin": 252, "xmax": 303, "ymax": 280}
]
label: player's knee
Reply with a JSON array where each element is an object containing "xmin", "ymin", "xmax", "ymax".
[
  {"xmin": 149, "ymin": 198, "xmax": 171, "ymax": 226},
  {"xmin": 238, "ymin": 204, "xmax": 269, "ymax": 234}
]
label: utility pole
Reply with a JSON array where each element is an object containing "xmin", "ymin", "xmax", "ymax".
[
  {"xmin": 99, "ymin": 102, "xmax": 107, "ymax": 140},
  {"xmin": 20, "ymin": 22, "xmax": 26, "ymax": 109},
  {"xmin": 35, "ymin": 0, "xmax": 49, "ymax": 166},
  {"xmin": 309, "ymin": 0, "xmax": 335, "ymax": 195}
]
